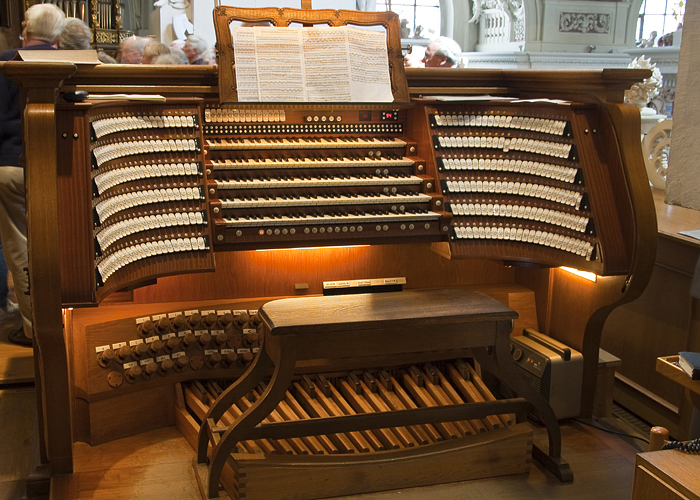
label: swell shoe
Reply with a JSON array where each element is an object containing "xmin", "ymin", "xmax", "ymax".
[{"xmin": 8, "ymin": 327, "xmax": 32, "ymax": 347}]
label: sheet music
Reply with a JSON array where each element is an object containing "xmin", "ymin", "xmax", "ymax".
[
  {"xmin": 232, "ymin": 28, "xmax": 261, "ymax": 101},
  {"xmin": 231, "ymin": 26, "xmax": 393, "ymax": 102}
]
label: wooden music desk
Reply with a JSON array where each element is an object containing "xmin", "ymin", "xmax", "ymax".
[{"xmin": 195, "ymin": 288, "xmax": 572, "ymax": 499}]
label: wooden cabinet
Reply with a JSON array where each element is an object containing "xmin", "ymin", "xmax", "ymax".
[
  {"xmin": 632, "ymin": 451, "xmax": 700, "ymax": 500},
  {"xmin": 601, "ymin": 189, "xmax": 700, "ymax": 439}
]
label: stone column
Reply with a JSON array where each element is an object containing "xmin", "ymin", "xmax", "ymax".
[{"xmin": 665, "ymin": 1, "xmax": 700, "ymax": 208}]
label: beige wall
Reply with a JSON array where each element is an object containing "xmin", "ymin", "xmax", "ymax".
[{"xmin": 665, "ymin": 0, "xmax": 699, "ymax": 209}]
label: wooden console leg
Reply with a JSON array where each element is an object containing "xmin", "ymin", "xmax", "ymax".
[
  {"xmin": 200, "ymin": 335, "xmax": 298, "ymax": 499},
  {"xmin": 196, "ymin": 337, "xmax": 274, "ymax": 464}
]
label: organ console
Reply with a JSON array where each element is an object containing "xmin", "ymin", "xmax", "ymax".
[{"xmin": 0, "ymin": 7, "xmax": 657, "ymax": 500}]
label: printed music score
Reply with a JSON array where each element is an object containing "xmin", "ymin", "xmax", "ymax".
[{"xmin": 231, "ymin": 26, "xmax": 394, "ymax": 103}]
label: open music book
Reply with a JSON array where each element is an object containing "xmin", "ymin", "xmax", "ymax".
[{"xmin": 232, "ymin": 26, "xmax": 394, "ymax": 103}]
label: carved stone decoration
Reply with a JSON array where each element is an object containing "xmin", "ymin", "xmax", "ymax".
[
  {"xmin": 642, "ymin": 119, "xmax": 672, "ymax": 190},
  {"xmin": 470, "ymin": 0, "xmax": 523, "ymax": 23},
  {"xmin": 624, "ymin": 56, "xmax": 663, "ymax": 110},
  {"xmin": 510, "ymin": 0, "xmax": 525, "ymax": 42},
  {"xmin": 470, "ymin": 0, "xmax": 525, "ymax": 42},
  {"xmin": 559, "ymin": 13, "xmax": 610, "ymax": 34}
]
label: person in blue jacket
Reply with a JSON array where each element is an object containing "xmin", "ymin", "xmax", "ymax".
[{"xmin": 0, "ymin": 3, "xmax": 66, "ymax": 346}]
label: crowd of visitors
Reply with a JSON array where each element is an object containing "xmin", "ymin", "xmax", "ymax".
[{"xmin": 115, "ymin": 33, "xmax": 214, "ymax": 65}]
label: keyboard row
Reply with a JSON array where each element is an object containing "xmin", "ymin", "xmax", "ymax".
[
  {"xmin": 220, "ymin": 193, "xmax": 431, "ymax": 209},
  {"xmin": 206, "ymin": 137, "xmax": 407, "ymax": 150},
  {"xmin": 94, "ymin": 187, "xmax": 205, "ymax": 222},
  {"xmin": 92, "ymin": 113, "xmax": 198, "ymax": 138},
  {"xmin": 209, "ymin": 156, "xmax": 414, "ymax": 171},
  {"xmin": 214, "ymin": 175, "xmax": 425, "ymax": 190}
]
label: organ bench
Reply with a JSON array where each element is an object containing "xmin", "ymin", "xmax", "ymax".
[{"xmin": 194, "ymin": 288, "xmax": 570, "ymax": 499}]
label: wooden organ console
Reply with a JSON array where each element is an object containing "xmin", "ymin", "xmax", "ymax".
[{"xmin": 0, "ymin": 8, "xmax": 657, "ymax": 500}]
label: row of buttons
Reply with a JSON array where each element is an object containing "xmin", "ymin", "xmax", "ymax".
[
  {"xmin": 438, "ymin": 157, "xmax": 578, "ymax": 184},
  {"xmin": 96, "ymin": 236, "xmax": 208, "ymax": 281},
  {"xmin": 442, "ymin": 179, "xmax": 583, "ymax": 208},
  {"xmin": 448, "ymin": 202, "xmax": 589, "ymax": 232},
  {"xmin": 452, "ymin": 225, "xmax": 594, "ymax": 259},
  {"xmin": 436, "ymin": 135, "xmax": 572, "ymax": 159},
  {"xmin": 97, "ymin": 308, "xmax": 263, "ymax": 386},
  {"xmin": 204, "ymin": 108, "xmax": 286, "ymax": 123},
  {"xmin": 228, "ymin": 222, "xmax": 434, "ymax": 238},
  {"xmin": 92, "ymin": 113, "xmax": 197, "ymax": 138},
  {"xmin": 95, "ymin": 210, "xmax": 206, "ymax": 249},
  {"xmin": 94, "ymin": 186, "xmax": 203, "ymax": 221},
  {"xmin": 204, "ymin": 123, "xmax": 403, "ymax": 135},
  {"xmin": 93, "ymin": 162, "xmax": 201, "ymax": 193},
  {"xmin": 432, "ymin": 113, "xmax": 567, "ymax": 136},
  {"xmin": 92, "ymin": 138, "xmax": 199, "ymax": 166}
]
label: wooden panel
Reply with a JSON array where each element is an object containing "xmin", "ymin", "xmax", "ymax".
[
  {"xmin": 600, "ymin": 188, "xmax": 700, "ymax": 438},
  {"xmin": 225, "ymin": 425, "xmax": 532, "ymax": 500},
  {"xmin": 52, "ymin": 428, "xmax": 202, "ymax": 500},
  {"xmin": 131, "ymin": 244, "xmax": 514, "ymax": 304},
  {"xmin": 76, "ymin": 385, "xmax": 175, "ymax": 445},
  {"xmin": 633, "ymin": 452, "xmax": 700, "ymax": 500},
  {"xmin": 633, "ymin": 466, "xmax": 692, "ymax": 500},
  {"xmin": 602, "ymin": 265, "xmax": 689, "ymax": 410},
  {"xmin": 56, "ymin": 105, "xmax": 97, "ymax": 305}
]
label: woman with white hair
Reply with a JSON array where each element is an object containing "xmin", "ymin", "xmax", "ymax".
[{"xmin": 60, "ymin": 18, "xmax": 92, "ymax": 50}]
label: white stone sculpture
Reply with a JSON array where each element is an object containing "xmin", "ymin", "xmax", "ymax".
[
  {"xmin": 624, "ymin": 56, "xmax": 663, "ymax": 110},
  {"xmin": 642, "ymin": 119, "xmax": 672, "ymax": 190}
]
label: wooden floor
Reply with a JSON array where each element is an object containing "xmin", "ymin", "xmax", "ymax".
[
  {"xmin": 0, "ymin": 338, "xmax": 34, "ymax": 385},
  {"xmin": 0, "ymin": 280, "xmax": 34, "ymax": 385},
  {"xmin": 0, "ymin": 386, "xmax": 36, "ymax": 500},
  {"xmin": 45, "ymin": 414, "xmax": 645, "ymax": 500},
  {"xmin": 1, "ymin": 388, "xmax": 648, "ymax": 500}
]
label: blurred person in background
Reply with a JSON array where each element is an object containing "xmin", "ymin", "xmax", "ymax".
[
  {"xmin": 0, "ymin": 3, "xmax": 66, "ymax": 346},
  {"xmin": 169, "ymin": 46, "xmax": 189, "ymax": 65},
  {"xmin": 59, "ymin": 18, "xmax": 92, "ymax": 50},
  {"xmin": 183, "ymin": 34, "xmax": 208, "ymax": 65},
  {"xmin": 117, "ymin": 35, "xmax": 148, "ymax": 63},
  {"xmin": 422, "ymin": 36, "xmax": 463, "ymax": 68},
  {"xmin": 142, "ymin": 40, "xmax": 170, "ymax": 64}
]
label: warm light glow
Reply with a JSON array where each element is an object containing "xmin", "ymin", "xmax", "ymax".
[
  {"xmin": 256, "ymin": 245, "xmax": 370, "ymax": 252},
  {"xmin": 559, "ymin": 266, "xmax": 597, "ymax": 282}
]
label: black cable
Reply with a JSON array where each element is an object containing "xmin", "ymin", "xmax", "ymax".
[
  {"xmin": 662, "ymin": 438, "xmax": 700, "ymax": 453},
  {"xmin": 574, "ymin": 418, "xmax": 650, "ymax": 443}
]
